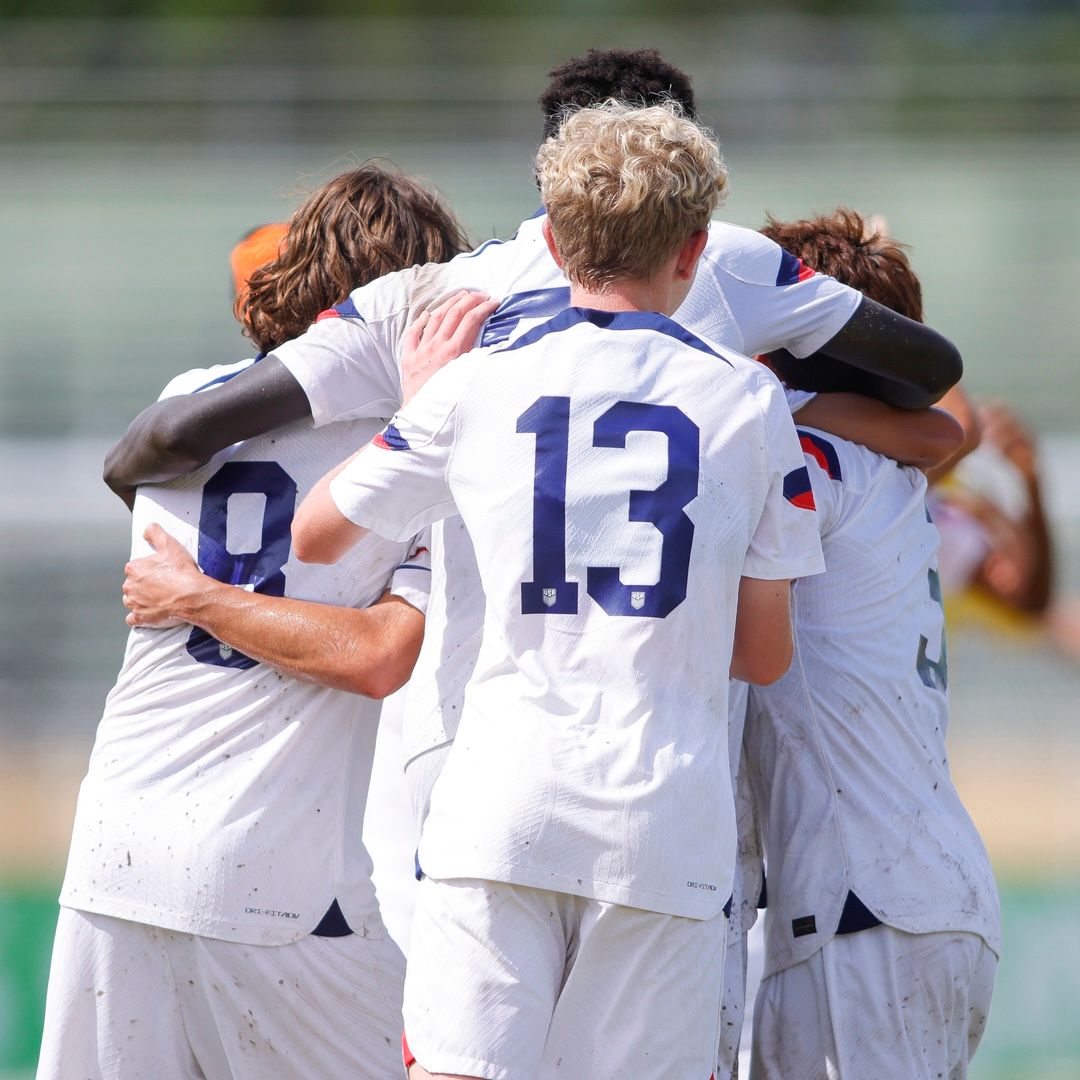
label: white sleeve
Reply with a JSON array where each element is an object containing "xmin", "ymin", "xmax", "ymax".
[
  {"xmin": 699, "ymin": 223, "xmax": 861, "ymax": 359},
  {"xmin": 742, "ymin": 376, "xmax": 827, "ymax": 581},
  {"xmin": 388, "ymin": 531, "xmax": 432, "ymax": 615},
  {"xmin": 784, "ymin": 388, "xmax": 817, "ymax": 413},
  {"xmin": 269, "ymin": 278, "xmax": 413, "ymax": 426},
  {"xmin": 329, "ymin": 361, "xmax": 473, "ymax": 543}
]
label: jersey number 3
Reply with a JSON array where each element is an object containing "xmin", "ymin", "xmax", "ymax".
[
  {"xmin": 517, "ymin": 396, "xmax": 699, "ymax": 619},
  {"xmin": 187, "ymin": 461, "xmax": 298, "ymax": 668}
]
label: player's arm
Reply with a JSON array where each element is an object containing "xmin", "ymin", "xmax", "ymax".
[
  {"xmin": 923, "ymin": 384, "xmax": 984, "ymax": 485},
  {"xmin": 809, "ymin": 294, "xmax": 962, "ymax": 409},
  {"xmin": 794, "ymin": 392, "xmax": 965, "ymax": 470},
  {"xmin": 971, "ymin": 403, "xmax": 1053, "ymax": 614},
  {"xmin": 730, "ymin": 577, "xmax": 793, "ymax": 685},
  {"xmin": 291, "ymin": 450, "xmax": 372, "ymax": 564},
  {"xmin": 122, "ymin": 523, "xmax": 424, "ymax": 699},
  {"xmin": 103, "ymin": 357, "xmax": 311, "ymax": 508}
]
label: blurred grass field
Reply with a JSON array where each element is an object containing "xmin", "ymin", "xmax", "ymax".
[{"xmin": 2, "ymin": 11, "xmax": 1079, "ymax": 1077}]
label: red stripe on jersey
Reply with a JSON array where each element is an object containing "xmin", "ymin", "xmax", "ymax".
[
  {"xmin": 402, "ymin": 1031, "xmax": 416, "ymax": 1068},
  {"xmin": 372, "ymin": 432, "xmax": 391, "ymax": 449},
  {"xmin": 315, "ymin": 308, "xmax": 340, "ymax": 322},
  {"xmin": 797, "ymin": 261, "xmax": 816, "ymax": 281},
  {"xmin": 789, "ymin": 489, "xmax": 817, "ymax": 511}
]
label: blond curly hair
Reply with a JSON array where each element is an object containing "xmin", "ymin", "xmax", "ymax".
[{"xmin": 535, "ymin": 100, "xmax": 726, "ymax": 290}]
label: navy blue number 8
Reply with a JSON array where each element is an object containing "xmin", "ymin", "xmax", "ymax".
[
  {"xmin": 518, "ymin": 397, "xmax": 700, "ymax": 619},
  {"xmin": 186, "ymin": 461, "xmax": 298, "ymax": 668}
]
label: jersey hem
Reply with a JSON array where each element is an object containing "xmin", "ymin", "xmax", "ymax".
[
  {"xmin": 57, "ymin": 894, "xmax": 387, "ymax": 947},
  {"xmin": 420, "ymin": 860, "xmax": 730, "ymax": 922},
  {"xmin": 763, "ymin": 909, "xmax": 1001, "ymax": 978}
]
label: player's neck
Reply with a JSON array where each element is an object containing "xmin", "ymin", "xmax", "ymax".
[{"xmin": 569, "ymin": 276, "xmax": 682, "ymax": 317}]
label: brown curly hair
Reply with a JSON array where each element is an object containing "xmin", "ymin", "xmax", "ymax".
[
  {"xmin": 237, "ymin": 164, "xmax": 469, "ymax": 354},
  {"xmin": 538, "ymin": 48, "xmax": 696, "ymax": 141}
]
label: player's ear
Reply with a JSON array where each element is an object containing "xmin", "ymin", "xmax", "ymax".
[
  {"xmin": 542, "ymin": 218, "xmax": 565, "ymax": 269},
  {"xmin": 675, "ymin": 229, "xmax": 708, "ymax": 281}
]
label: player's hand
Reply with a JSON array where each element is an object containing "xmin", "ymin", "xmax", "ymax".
[
  {"xmin": 122, "ymin": 523, "xmax": 203, "ymax": 629},
  {"xmin": 979, "ymin": 401, "xmax": 1038, "ymax": 480},
  {"xmin": 401, "ymin": 290, "xmax": 500, "ymax": 404}
]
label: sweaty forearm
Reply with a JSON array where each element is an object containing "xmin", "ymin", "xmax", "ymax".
[{"xmin": 178, "ymin": 577, "xmax": 423, "ymax": 698}]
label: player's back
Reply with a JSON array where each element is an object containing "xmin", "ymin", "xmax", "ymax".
[
  {"xmin": 407, "ymin": 309, "xmax": 823, "ymax": 920},
  {"xmin": 745, "ymin": 427, "xmax": 1000, "ymax": 977},
  {"xmin": 270, "ymin": 209, "xmax": 860, "ymax": 781},
  {"xmin": 62, "ymin": 359, "xmax": 415, "ymax": 945}
]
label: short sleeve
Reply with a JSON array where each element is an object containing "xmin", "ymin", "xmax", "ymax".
[
  {"xmin": 388, "ymin": 531, "xmax": 432, "ymax": 615},
  {"xmin": 328, "ymin": 359, "xmax": 475, "ymax": 543},
  {"xmin": 695, "ymin": 224, "xmax": 861, "ymax": 359},
  {"xmin": 269, "ymin": 279, "xmax": 412, "ymax": 426},
  {"xmin": 742, "ymin": 376, "xmax": 827, "ymax": 581}
]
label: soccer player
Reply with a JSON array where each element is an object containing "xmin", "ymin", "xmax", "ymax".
[
  {"xmin": 292, "ymin": 99, "xmax": 826, "ymax": 1080},
  {"xmin": 38, "ymin": 164, "xmax": 468, "ymax": 1080},
  {"xmin": 101, "ymin": 48, "xmax": 963, "ymax": 838},
  {"xmin": 742, "ymin": 207, "xmax": 1000, "ymax": 1079}
]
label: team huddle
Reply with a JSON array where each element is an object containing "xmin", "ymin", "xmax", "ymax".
[{"xmin": 38, "ymin": 48, "xmax": 999, "ymax": 1080}]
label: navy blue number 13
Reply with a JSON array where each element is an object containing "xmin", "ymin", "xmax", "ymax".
[
  {"xmin": 187, "ymin": 460, "xmax": 298, "ymax": 668},
  {"xmin": 517, "ymin": 396, "xmax": 700, "ymax": 619}
]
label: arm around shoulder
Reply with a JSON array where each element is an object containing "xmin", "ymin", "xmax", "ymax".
[
  {"xmin": 103, "ymin": 357, "xmax": 311, "ymax": 504},
  {"xmin": 816, "ymin": 296, "xmax": 962, "ymax": 410}
]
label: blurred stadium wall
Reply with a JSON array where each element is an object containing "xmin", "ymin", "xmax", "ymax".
[{"xmin": 1, "ymin": 10, "xmax": 1078, "ymax": 1078}]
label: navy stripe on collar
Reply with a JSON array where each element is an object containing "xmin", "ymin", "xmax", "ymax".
[
  {"xmin": 497, "ymin": 306, "xmax": 732, "ymax": 366},
  {"xmin": 190, "ymin": 353, "xmax": 262, "ymax": 395}
]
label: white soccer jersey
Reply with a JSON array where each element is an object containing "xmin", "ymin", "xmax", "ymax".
[
  {"xmin": 744, "ymin": 425, "xmax": 1001, "ymax": 978},
  {"xmin": 61, "ymin": 359, "xmax": 430, "ymax": 946},
  {"xmin": 270, "ymin": 211, "xmax": 861, "ymax": 767},
  {"xmin": 330, "ymin": 308, "xmax": 824, "ymax": 919}
]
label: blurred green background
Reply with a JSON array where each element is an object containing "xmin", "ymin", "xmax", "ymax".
[{"xmin": 1, "ymin": 5, "xmax": 1079, "ymax": 1077}]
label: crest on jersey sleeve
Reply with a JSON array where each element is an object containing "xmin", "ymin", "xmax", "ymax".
[
  {"xmin": 315, "ymin": 297, "xmax": 365, "ymax": 322},
  {"xmin": 775, "ymin": 250, "xmax": 817, "ymax": 286},
  {"xmin": 783, "ymin": 466, "xmax": 816, "ymax": 511},
  {"xmin": 372, "ymin": 423, "xmax": 411, "ymax": 451}
]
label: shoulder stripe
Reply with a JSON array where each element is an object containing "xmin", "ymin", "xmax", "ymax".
[
  {"xmin": 373, "ymin": 423, "xmax": 411, "ymax": 451},
  {"xmin": 783, "ymin": 466, "xmax": 817, "ymax": 510},
  {"xmin": 481, "ymin": 286, "xmax": 571, "ymax": 348},
  {"xmin": 775, "ymin": 249, "xmax": 817, "ymax": 287},
  {"xmin": 189, "ymin": 355, "xmax": 260, "ymax": 395},
  {"xmin": 458, "ymin": 236, "xmax": 505, "ymax": 260},
  {"xmin": 797, "ymin": 429, "xmax": 843, "ymax": 481},
  {"xmin": 316, "ymin": 297, "xmax": 364, "ymax": 322}
]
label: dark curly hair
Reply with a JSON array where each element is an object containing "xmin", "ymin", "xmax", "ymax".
[
  {"xmin": 237, "ymin": 164, "xmax": 469, "ymax": 354},
  {"xmin": 538, "ymin": 48, "xmax": 696, "ymax": 141}
]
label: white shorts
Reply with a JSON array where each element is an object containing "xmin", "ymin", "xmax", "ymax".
[
  {"xmin": 37, "ymin": 906, "xmax": 406, "ymax": 1080},
  {"xmin": 403, "ymin": 876, "xmax": 727, "ymax": 1080},
  {"xmin": 750, "ymin": 925, "xmax": 997, "ymax": 1080}
]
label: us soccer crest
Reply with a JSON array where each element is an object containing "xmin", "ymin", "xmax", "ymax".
[
  {"xmin": 542, "ymin": 587, "xmax": 558, "ymax": 608},
  {"xmin": 630, "ymin": 590, "xmax": 646, "ymax": 610}
]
